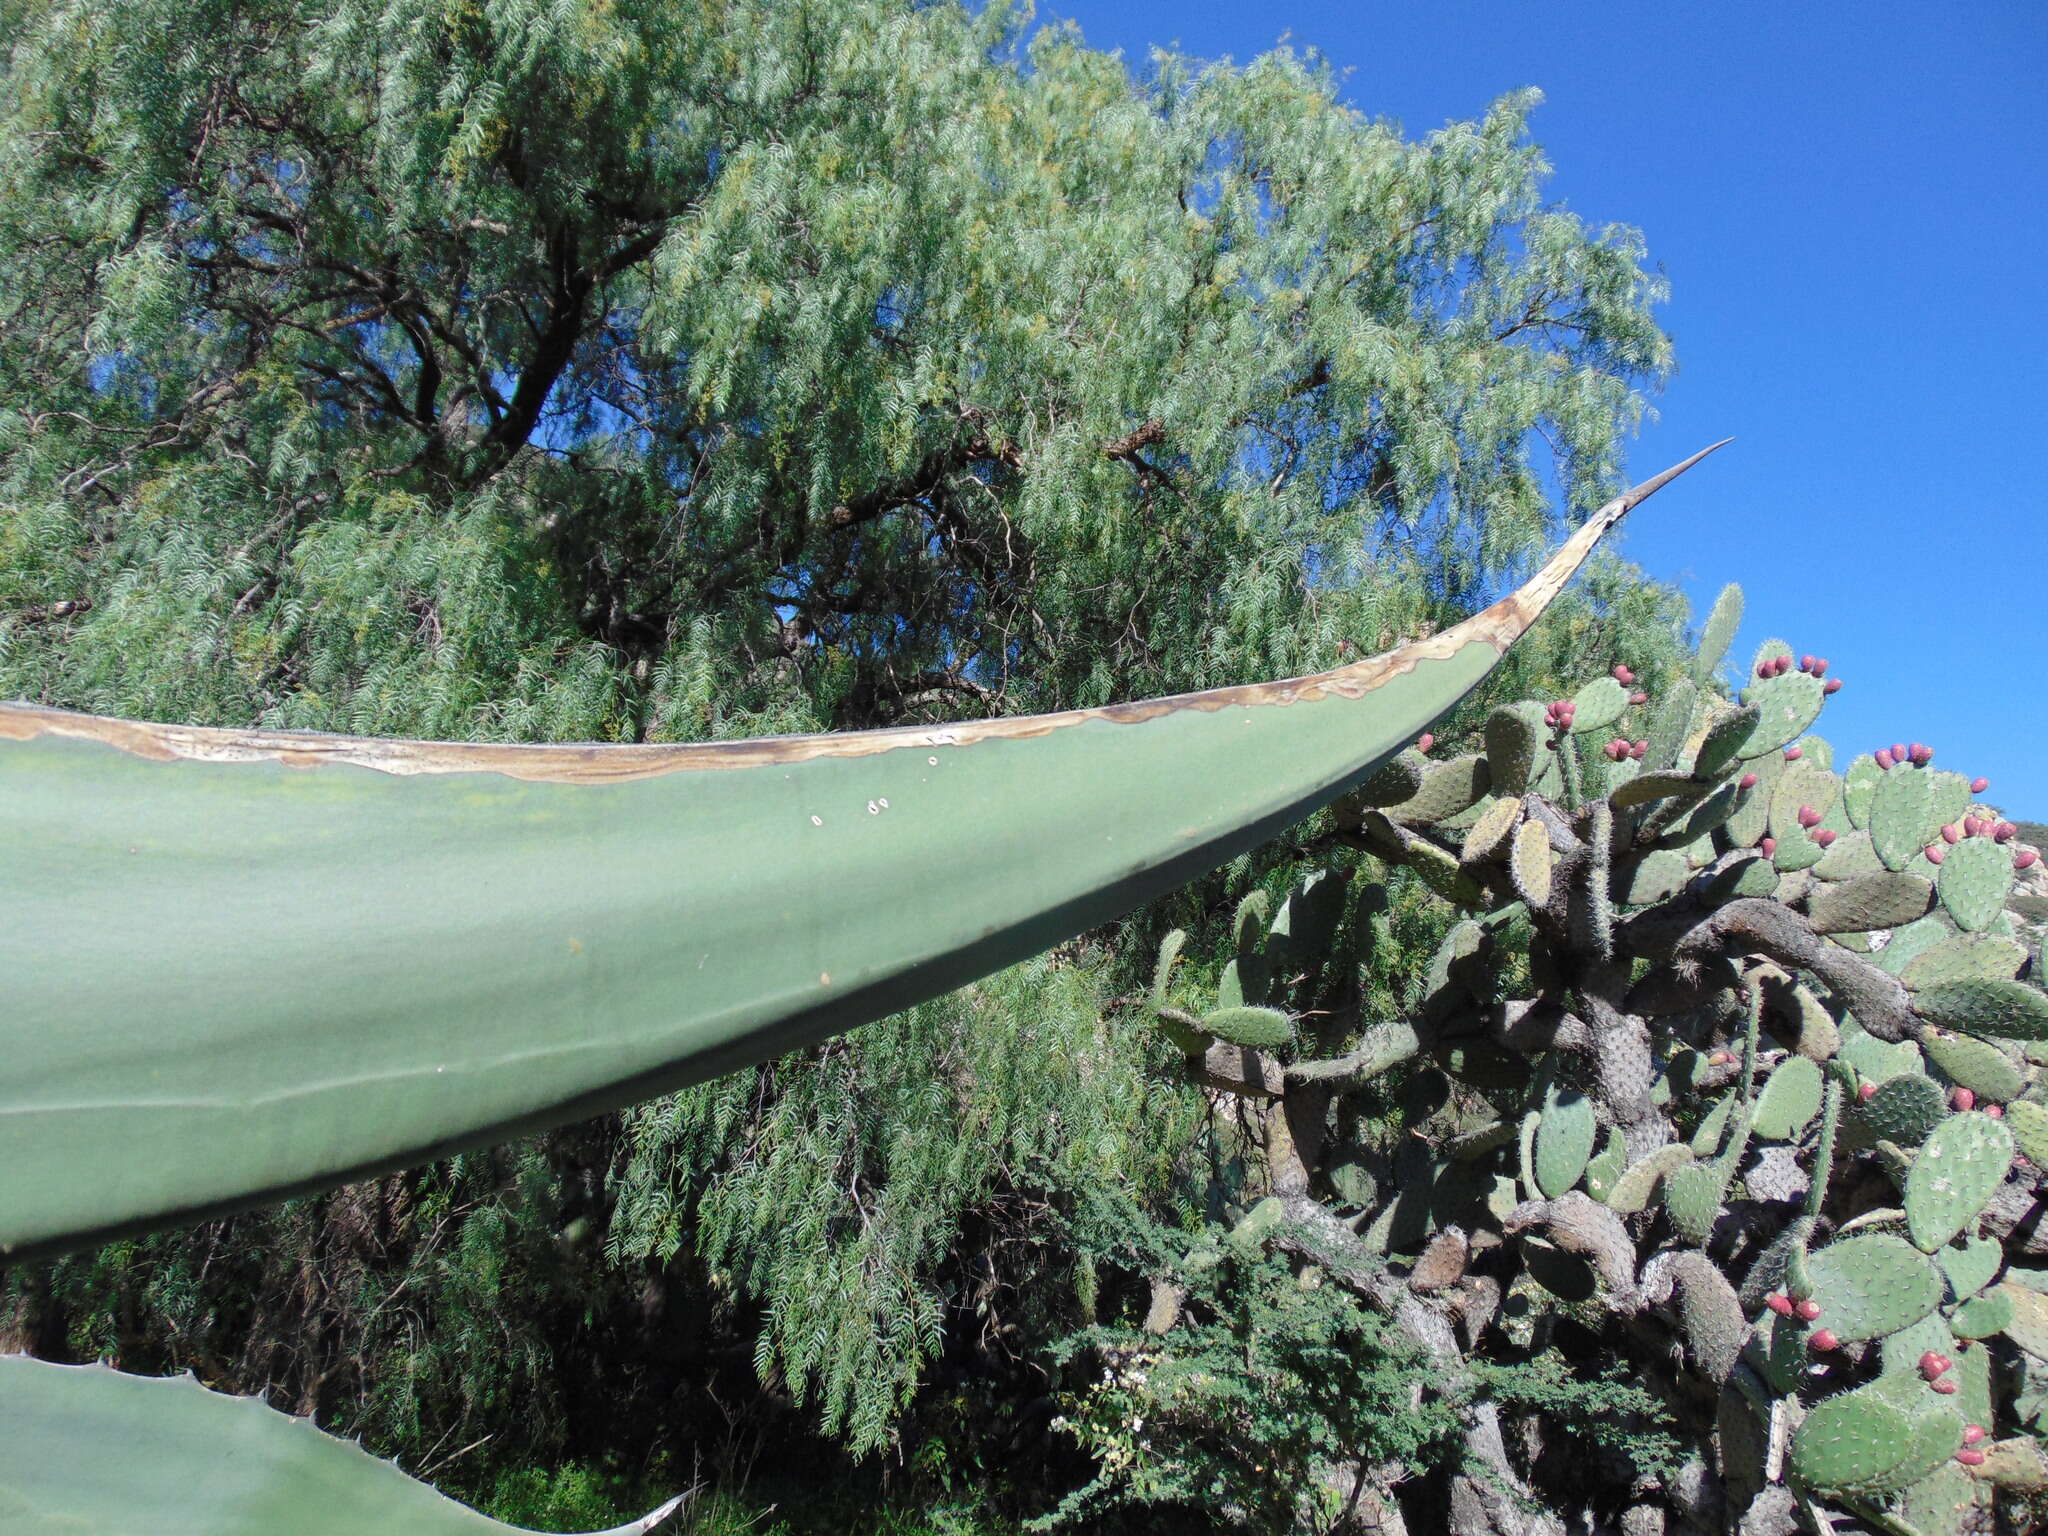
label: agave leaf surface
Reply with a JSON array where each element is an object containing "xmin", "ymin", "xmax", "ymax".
[
  {"xmin": 0, "ymin": 449, "xmax": 1721, "ymax": 1260},
  {"xmin": 0, "ymin": 1355, "xmax": 682, "ymax": 1534}
]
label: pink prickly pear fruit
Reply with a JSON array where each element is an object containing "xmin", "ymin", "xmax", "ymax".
[
  {"xmin": 1875, "ymin": 748, "xmax": 1896, "ymax": 769},
  {"xmin": 1892, "ymin": 742, "xmax": 1909, "ymax": 763},
  {"xmin": 1756, "ymin": 659, "xmax": 1772, "ymax": 679},
  {"xmin": 2018, "ymin": 849, "xmax": 2041, "ymax": 871},
  {"xmin": 1956, "ymin": 1447, "xmax": 1986, "ymax": 1466},
  {"xmin": 1784, "ymin": 744, "xmax": 1803, "ymax": 762},
  {"xmin": 1800, "ymin": 654, "xmax": 1817, "ymax": 672},
  {"xmin": 1986, "ymin": 1104, "xmax": 2004, "ymax": 1119},
  {"xmin": 1932, "ymin": 1353, "xmax": 1955, "ymax": 1374},
  {"xmin": 1964, "ymin": 1425, "xmax": 1988, "ymax": 1447},
  {"xmin": 1919, "ymin": 1351, "xmax": 1946, "ymax": 1379},
  {"xmin": 1739, "ymin": 773, "xmax": 1759, "ymax": 790},
  {"xmin": 1765, "ymin": 1293, "xmax": 1795, "ymax": 1317},
  {"xmin": 1629, "ymin": 690, "xmax": 1648, "ymax": 705},
  {"xmin": 1971, "ymin": 776, "xmax": 1990, "ymax": 793},
  {"xmin": 1797, "ymin": 805, "xmax": 1823, "ymax": 828},
  {"xmin": 1812, "ymin": 829, "xmax": 1837, "ymax": 847},
  {"xmin": 1630, "ymin": 739, "xmax": 1648, "ymax": 759},
  {"xmin": 1795, "ymin": 1299, "xmax": 1822, "ymax": 1322},
  {"xmin": 1612, "ymin": 664, "xmax": 1635, "ymax": 684},
  {"xmin": 1909, "ymin": 743, "xmax": 1934, "ymax": 766},
  {"xmin": 1942, "ymin": 823, "xmax": 1962, "ymax": 844},
  {"xmin": 1995, "ymin": 821, "xmax": 2018, "ymax": 843},
  {"xmin": 1925, "ymin": 845, "xmax": 1947, "ymax": 865},
  {"xmin": 1809, "ymin": 1329, "xmax": 1840, "ymax": 1353},
  {"xmin": 1823, "ymin": 676, "xmax": 1842, "ymax": 694},
  {"xmin": 1933, "ymin": 1378, "xmax": 1961, "ymax": 1396},
  {"xmin": 1544, "ymin": 706, "xmax": 1560, "ymax": 728},
  {"xmin": 1761, "ymin": 837, "xmax": 1778, "ymax": 858},
  {"xmin": 1964, "ymin": 816, "xmax": 1985, "ymax": 838},
  {"xmin": 1953, "ymin": 1087, "xmax": 1977, "ymax": 1112},
  {"xmin": 1707, "ymin": 1051, "xmax": 1733, "ymax": 1067},
  {"xmin": 1603, "ymin": 739, "xmax": 1624, "ymax": 761},
  {"xmin": 1416, "ymin": 732, "xmax": 1435, "ymax": 754},
  {"xmin": 1858, "ymin": 1081, "xmax": 1878, "ymax": 1102},
  {"xmin": 1776, "ymin": 653, "xmax": 1795, "ymax": 675},
  {"xmin": 1811, "ymin": 657, "xmax": 1829, "ymax": 677}
]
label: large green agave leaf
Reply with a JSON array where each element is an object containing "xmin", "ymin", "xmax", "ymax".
[
  {"xmin": 0, "ymin": 449, "xmax": 1722, "ymax": 1261},
  {"xmin": 0, "ymin": 1355, "xmax": 683, "ymax": 1534}
]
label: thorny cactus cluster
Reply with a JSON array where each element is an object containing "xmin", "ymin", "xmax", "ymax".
[{"xmin": 1141, "ymin": 585, "xmax": 2048, "ymax": 1536}]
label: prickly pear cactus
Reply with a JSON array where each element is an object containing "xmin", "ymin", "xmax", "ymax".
[{"xmin": 1136, "ymin": 583, "xmax": 2046, "ymax": 1536}]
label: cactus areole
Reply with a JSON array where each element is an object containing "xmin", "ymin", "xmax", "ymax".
[{"xmin": 0, "ymin": 445, "xmax": 1730, "ymax": 1263}]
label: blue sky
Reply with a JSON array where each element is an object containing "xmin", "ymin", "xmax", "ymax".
[{"xmin": 1046, "ymin": 0, "xmax": 2046, "ymax": 813}]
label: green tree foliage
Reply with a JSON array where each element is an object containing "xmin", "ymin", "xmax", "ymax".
[{"xmin": 0, "ymin": 0, "xmax": 1680, "ymax": 1504}]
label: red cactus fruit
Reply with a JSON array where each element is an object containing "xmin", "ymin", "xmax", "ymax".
[
  {"xmin": 1784, "ymin": 744, "xmax": 1803, "ymax": 762},
  {"xmin": 1602, "ymin": 740, "xmax": 1623, "ymax": 761},
  {"xmin": 1919, "ymin": 1350, "xmax": 1946, "ymax": 1379},
  {"xmin": 1971, "ymin": 775, "xmax": 1990, "ymax": 793},
  {"xmin": 1416, "ymin": 732, "xmax": 1435, "ymax": 754},
  {"xmin": 1823, "ymin": 677, "xmax": 1842, "ymax": 694},
  {"xmin": 1986, "ymin": 1104, "xmax": 2004, "ymax": 1119},
  {"xmin": 1925, "ymin": 845, "xmax": 1947, "ymax": 865},
  {"xmin": 1708, "ymin": 1051, "xmax": 1733, "ymax": 1067},
  {"xmin": 1795, "ymin": 1299, "xmax": 1822, "ymax": 1322},
  {"xmin": 1764, "ymin": 1293, "xmax": 1795, "ymax": 1316},
  {"xmin": 1942, "ymin": 823, "xmax": 1962, "ymax": 844},
  {"xmin": 1613, "ymin": 664, "xmax": 1635, "ymax": 684},
  {"xmin": 1756, "ymin": 660, "xmax": 1771, "ymax": 679},
  {"xmin": 1933, "ymin": 1379, "xmax": 1961, "ymax": 1396},
  {"xmin": 1739, "ymin": 773, "xmax": 1759, "ymax": 790},
  {"xmin": 1995, "ymin": 821, "xmax": 2018, "ymax": 843},
  {"xmin": 1932, "ymin": 1353, "xmax": 1955, "ymax": 1374},
  {"xmin": 1761, "ymin": 837, "xmax": 1778, "ymax": 858},
  {"xmin": 1811, "ymin": 657, "xmax": 1829, "ymax": 677},
  {"xmin": 1964, "ymin": 1425, "xmax": 1987, "ymax": 1447},
  {"xmin": 1628, "ymin": 690, "xmax": 1648, "ymax": 705},
  {"xmin": 1892, "ymin": 742, "xmax": 1908, "ymax": 761},
  {"xmin": 2018, "ymin": 849, "xmax": 2041, "ymax": 871},
  {"xmin": 1809, "ymin": 1329, "xmax": 1840, "ymax": 1353},
  {"xmin": 1797, "ymin": 805, "xmax": 1822, "ymax": 828},
  {"xmin": 1858, "ymin": 1081, "xmax": 1878, "ymax": 1102},
  {"xmin": 1630, "ymin": 739, "xmax": 1648, "ymax": 759},
  {"xmin": 1875, "ymin": 748, "xmax": 1895, "ymax": 769},
  {"xmin": 1909, "ymin": 743, "xmax": 1934, "ymax": 766},
  {"xmin": 1964, "ymin": 816, "xmax": 1985, "ymax": 837},
  {"xmin": 1812, "ymin": 829, "xmax": 1836, "ymax": 847},
  {"xmin": 1776, "ymin": 654, "xmax": 1795, "ymax": 675},
  {"xmin": 1953, "ymin": 1088, "xmax": 1976, "ymax": 1112},
  {"xmin": 1956, "ymin": 1447, "xmax": 1986, "ymax": 1466},
  {"xmin": 1799, "ymin": 654, "xmax": 1816, "ymax": 672}
]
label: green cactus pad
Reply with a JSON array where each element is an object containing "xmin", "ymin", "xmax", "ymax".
[
  {"xmin": 1754, "ymin": 1055, "xmax": 1824, "ymax": 1140},
  {"xmin": 1890, "ymin": 1464, "xmax": 1983, "ymax": 1536},
  {"xmin": 1838, "ymin": 1019, "xmax": 1925, "ymax": 1083},
  {"xmin": 1951, "ymin": 1286, "xmax": 2014, "ymax": 1340},
  {"xmin": 1721, "ymin": 746, "xmax": 1783, "ymax": 848},
  {"xmin": 1619, "ymin": 848, "xmax": 1689, "ymax": 905},
  {"xmin": 1485, "ymin": 702, "xmax": 1548, "ymax": 796},
  {"xmin": 1790, "ymin": 1378, "xmax": 1962, "ymax": 1498},
  {"xmin": 1880, "ymin": 1311, "xmax": 1961, "ymax": 1380},
  {"xmin": 1610, "ymin": 769, "xmax": 1704, "ymax": 810},
  {"xmin": 1737, "ymin": 669, "xmax": 1825, "ymax": 760},
  {"xmin": 1639, "ymin": 678, "xmax": 1698, "ymax": 774},
  {"xmin": 1937, "ymin": 1240, "xmax": 2002, "ymax": 1307},
  {"xmin": 2000, "ymin": 1282, "xmax": 2048, "ymax": 1362},
  {"xmin": 1936, "ymin": 835, "xmax": 2018, "ymax": 933},
  {"xmin": 1662, "ymin": 1161, "xmax": 1728, "ymax": 1246},
  {"xmin": 1602, "ymin": 1142, "xmax": 1694, "ymax": 1214},
  {"xmin": 1921, "ymin": 1032, "xmax": 2024, "ymax": 1103},
  {"xmin": 1650, "ymin": 782, "xmax": 1743, "ymax": 853},
  {"xmin": 1693, "ymin": 703, "xmax": 1760, "ymax": 780},
  {"xmin": 1837, "ymin": 753, "xmax": 1878, "ymax": 830},
  {"xmin": 1510, "ymin": 817, "xmax": 1554, "ymax": 908},
  {"xmin": 1771, "ymin": 762, "xmax": 1841, "ymax": 836},
  {"xmin": 1858, "ymin": 1072, "xmax": 1951, "ymax": 1146},
  {"xmin": 1695, "ymin": 584, "xmax": 1743, "ymax": 680},
  {"xmin": 2006, "ymin": 1100, "xmax": 2048, "ymax": 1166},
  {"xmin": 1356, "ymin": 749, "xmax": 1427, "ymax": 808},
  {"xmin": 1582, "ymin": 1129, "xmax": 1627, "ymax": 1203},
  {"xmin": 1691, "ymin": 1092, "xmax": 1739, "ymax": 1156},
  {"xmin": 1876, "ymin": 915, "xmax": 1955, "ymax": 977},
  {"xmin": 1567, "ymin": 675, "xmax": 1629, "ymax": 736},
  {"xmin": 1806, "ymin": 872, "xmax": 1936, "ymax": 934},
  {"xmin": 1460, "ymin": 794, "xmax": 1522, "ymax": 866},
  {"xmin": 1814, "ymin": 827, "xmax": 1885, "ymax": 881},
  {"xmin": 1806, "ymin": 1232, "xmax": 1944, "ymax": 1342},
  {"xmin": 1953, "ymin": 1339, "xmax": 1994, "ymax": 1432},
  {"xmin": 1151, "ymin": 928, "xmax": 1188, "ymax": 1007},
  {"xmin": 1532, "ymin": 1085, "xmax": 1599, "ymax": 1199},
  {"xmin": 1872, "ymin": 762, "xmax": 1941, "ymax": 871},
  {"xmin": 1905, "ymin": 1112, "xmax": 2015, "ymax": 1252},
  {"xmin": 1915, "ymin": 979, "xmax": 2048, "ymax": 1042},
  {"xmin": 1200, "ymin": 1006, "xmax": 1294, "ymax": 1049},
  {"xmin": 1904, "ymin": 934, "xmax": 2029, "ymax": 990},
  {"xmin": 1770, "ymin": 824, "xmax": 1825, "ymax": 873},
  {"xmin": 1926, "ymin": 770, "xmax": 1972, "ymax": 837},
  {"xmin": 1387, "ymin": 753, "xmax": 1493, "ymax": 826},
  {"xmin": 1793, "ymin": 733, "xmax": 1835, "ymax": 769}
]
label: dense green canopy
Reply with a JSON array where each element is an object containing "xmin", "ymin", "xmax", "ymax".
[{"xmin": 0, "ymin": 0, "xmax": 1687, "ymax": 1511}]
